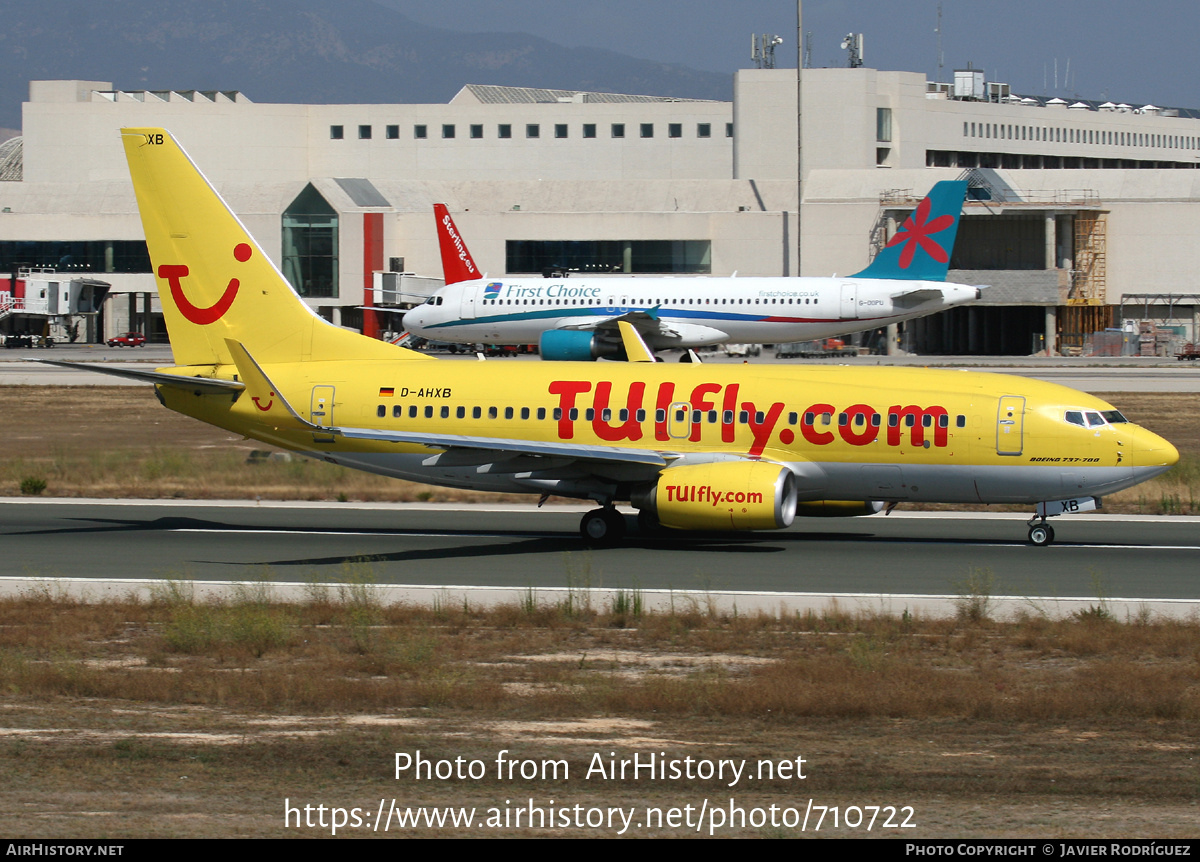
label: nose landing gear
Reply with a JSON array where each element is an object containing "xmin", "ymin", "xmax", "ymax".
[
  {"xmin": 1026, "ymin": 496, "xmax": 1101, "ymax": 546},
  {"xmin": 1027, "ymin": 519, "xmax": 1056, "ymax": 547}
]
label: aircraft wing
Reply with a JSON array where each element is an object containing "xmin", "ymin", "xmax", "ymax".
[
  {"xmin": 556, "ymin": 306, "xmax": 663, "ymax": 334},
  {"xmin": 556, "ymin": 307, "xmax": 728, "ymax": 348},
  {"xmin": 33, "ymin": 359, "xmax": 245, "ymax": 392},
  {"xmin": 220, "ymin": 338, "xmax": 670, "ymax": 473},
  {"xmin": 338, "ymin": 427, "xmax": 670, "ymax": 469}
]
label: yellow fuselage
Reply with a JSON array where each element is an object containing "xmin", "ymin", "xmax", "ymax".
[{"xmin": 156, "ymin": 359, "xmax": 1177, "ymax": 506}]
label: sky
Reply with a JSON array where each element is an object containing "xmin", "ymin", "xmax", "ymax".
[{"xmin": 384, "ymin": 0, "xmax": 1200, "ymax": 109}]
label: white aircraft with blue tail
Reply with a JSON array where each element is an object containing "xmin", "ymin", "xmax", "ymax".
[{"xmin": 404, "ymin": 182, "xmax": 982, "ymax": 359}]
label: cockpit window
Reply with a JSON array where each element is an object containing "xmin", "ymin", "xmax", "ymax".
[
  {"xmin": 1101, "ymin": 410, "xmax": 1128, "ymax": 424},
  {"xmin": 1065, "ymin": 411, "xmax": 1085, "ymax": 427},
  {"xmin": 1085, "ymin": 411, "xmax": 1106, "ymax": 427}
]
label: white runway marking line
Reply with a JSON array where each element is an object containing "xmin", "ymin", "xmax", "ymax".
[{"xmin": 163, "ymin": 528, "xmax": 1200, "ymax": 551}]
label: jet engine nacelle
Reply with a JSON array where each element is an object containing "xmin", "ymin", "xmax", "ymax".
[
  {"xmin": 794, "ymin": 500, "xmax": 886, "ymax": 517},
  {"xmin": 539, "ymin": 330, "xmax": 620, "ymax": 361},
  {"xmin": 631, "ymin": 461, "xmax": 798, "ymax": 531}
]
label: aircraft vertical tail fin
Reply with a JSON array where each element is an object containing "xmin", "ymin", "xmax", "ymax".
[
  {"xmin": 120, "ymin": 128, "xmax": 426, "ymax": 367},
  {"xmin": 434, "ymin": 204, "xmax": 481, "ymax": 285},
  {"xmin": 851, "ymin": 180, "xmax": 968, "ymax": 282}
]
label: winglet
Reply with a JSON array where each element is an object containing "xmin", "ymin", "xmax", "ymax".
[
  {"xmin": 433, "ymin": 204, "xmax": 480, "ymax": 285},
  {"xmin": 851, "ymin": 180, "xmax": 968, "ymax": 282},
  {"xmin": 617, "ymin": 321, "xmax": 657, "ymax": 362},
  {"xmin": 224, "ymin": 338, "xmax": 330, "ymax": 433}
]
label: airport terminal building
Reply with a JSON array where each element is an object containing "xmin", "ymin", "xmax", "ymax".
[{"xmin": 1, "ymin": 68, "xmax": 1198, "ymax": 354}]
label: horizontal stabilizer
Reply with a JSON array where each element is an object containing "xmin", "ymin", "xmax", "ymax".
[
  {"xmin": 34, "ymin": 359, "xmax": 244, "ymax": 392},
  {"xmin": 890, "ymin": 288, "xmax": 943, "ymax": 308}
]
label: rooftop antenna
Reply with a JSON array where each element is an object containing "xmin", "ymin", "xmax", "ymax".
[
  {"xmin": 752, "ymin": 33, "xmax": 783, "ymax": 69},
  {"xmin": 841, "ymin": 33, "xmax": 864, "ymax": 68},
  {"xmin": 935, "ymin": 3, "xmax": 944, "ymax": 82}
]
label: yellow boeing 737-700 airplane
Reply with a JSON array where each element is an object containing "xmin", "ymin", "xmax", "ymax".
[{"xmin": 49, "ymin": 129, "xmax": 1178, "ymax": 546}]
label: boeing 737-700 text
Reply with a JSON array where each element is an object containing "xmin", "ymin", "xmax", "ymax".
[{"xmin": 44, "ymin": 129, "xmax": 1177, "ymax": 547}]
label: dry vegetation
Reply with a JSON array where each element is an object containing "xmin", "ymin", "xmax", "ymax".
[
  {"xmin": 2, "ymin": 386, "xmax": 1198, "ymax": 837},
  {"xmin": 3, "ymin": 386, "xmax": 1198, "ymax": 513},
  {"xmin": 0, "ymin": 581, "xmax": 1198, "ymax": 838}
]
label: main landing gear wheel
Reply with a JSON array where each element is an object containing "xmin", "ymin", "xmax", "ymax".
[
  {"xmin": 580, "ymin": 508, "xmax": 626, "ymax": 545},
  {"xmin": 637, "ymin": 508, "xmax": 664, "ymax": 536},
  {"xmin": 1028, "ymin": 523, "xmax": 1055, "ymax": 547}
]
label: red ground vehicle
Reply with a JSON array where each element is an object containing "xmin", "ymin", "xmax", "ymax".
[{"xmin": 107, "ymin": 331, "xmax": 146, "ymax": 347}]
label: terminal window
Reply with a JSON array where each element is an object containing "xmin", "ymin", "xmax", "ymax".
[
  {"xmin": 612, "ymin": 123, "xmax": 625, "ymax": 138},
  {"xmin": 583, "ymin": 124, "xmax": 597, "ymax": 138},
  {"xmin": 470, "ymin": 124, "xmax": 483, "ymax": 139},
  {"xmin": 0, "ymin": 240, "xmax": 150, "ymax": 274},
  {"xmin": 697, "ymin": 123, "xmax": 711, "ymax": 138},
  {"xmin": 506, "ymin": 239, "xmax": 711, "ymax": 274},
  {"xmin": 726, "ymin": 123, "xmax": 734, "ymax": 137},
  {"xmin": 555, "ymin": 124, "xmax": 568, "ymax": 139},
  {"xmin": 330, "ymin": 125, "xmax": 344, "ymax": 140},
  {"xmin": 442, "ymin": 124, "xmax": 456, "ymax": 139},
  {"xmin": 876, "ymin": 108, "xmax": 892, "ymax": 143},
  {"xmin": 282, "ymin": 184, "xmax": 338, "ymax": 299},
  {"xmin": 498, "ymin": 124, "xmax": 512, "ymax": 139},
  {"xmin": 359, "ymin": 125, "xmax": 372, "ymax": 139},
  {"xmin": 414, "ymin": 125, "xmax": 427, "ymax": 139},
  {"xmin": 527, "ymin": 124, "xmax": 540, "ymax": 138},
  {"xmin": 668, "ymin": 123, "xmax": 682, "ymax": 138},
  {"xmin": 386, "ymin": 125, "xmax": 399, "ymax": 139},
  {"xmin": 640, "ymin": 123, "xmax": 654, "ymax": 138}
]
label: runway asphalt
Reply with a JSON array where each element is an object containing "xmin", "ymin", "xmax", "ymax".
[
  {"xmin": 4, "ymin": 348, "xmax": 1195, "ymax": 615},
  {"xmin": 3, "ymin": 499, "xmax": 1197, "ymax": 618}
]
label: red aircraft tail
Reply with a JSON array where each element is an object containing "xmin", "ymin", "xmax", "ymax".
[{"xmin": 433, "ymin": 204, "xmax": 480, "ymax": 285}]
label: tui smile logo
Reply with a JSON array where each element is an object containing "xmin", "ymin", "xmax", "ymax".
[
  {"xmin": 886, "ymin": 197, "xmax": 954, "ymax": 269},
  {"xmin": 484, "ymin": 282, "xmax": 503, "ymax": 300},
  {"xmin": 157, "ymin": 242, "xmax": 252, "ymax": 324}
]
